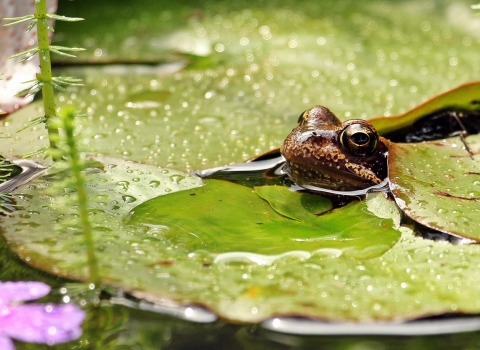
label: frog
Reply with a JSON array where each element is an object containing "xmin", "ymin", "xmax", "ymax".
[
  {"xmin": 197, "ymin": 83, "xmax": 479, "ymax": 197},
  {"xmin": 280, "ymin": 105, "xmax": 390, "ymax": 193}
]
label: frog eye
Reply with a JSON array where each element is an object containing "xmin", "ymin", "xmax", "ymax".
[
  {"xmin": 297, "ymin": 111, "xmax": 307, "ymax": 124},
  {"xmin": 340, "ymin": 123, "xmax": 378, "ymax": 157}
]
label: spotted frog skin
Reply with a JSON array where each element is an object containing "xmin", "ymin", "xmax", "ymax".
[{"xmin": 280, "ymin": 106, "xmax": 390, "ymax": 192}]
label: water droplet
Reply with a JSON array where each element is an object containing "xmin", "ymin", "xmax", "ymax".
[
  {"xmin": 116, "ymin": 181, "xmax": 130, "ymax": 191},
  {"xmin": 169, "ymin": 174, "xmax": 185, "ymax": 184},
  {"xmin": 122, "ymin": 195, "xmax": 137, "ymax": 203},
  {"xmin": 149, "ymin": 180, "xmax": 160, "ymax": 188}
]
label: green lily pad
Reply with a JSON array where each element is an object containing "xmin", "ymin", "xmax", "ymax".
[
  {"xmin": 127, "ymin": 181, "xmax": 399, "ymax": 257},
  {"xmin": 1, "ymin": 156, "xmax": 202, "ymax": 279},
  {"xmin": 370, "ymin": 82, "xmax": 480, "ymax": 135},
  {"xmin": 388, "ymin": 134, "xmax": 480, "ymax": 241},
  {"xmin": 4, "ymin": 0, "xmax": 480, "ymax": 326},
  {"xmin": 45, "ymin": 0, "xmax": 480, "ymax": 172},
  {"xmin": 0, "ymin": 164, "xmax": 405, "ymax": 323},
  {"xmin": 7, "ymin": 167, "xmax": 480, "ymax": 323},
  {"xmin": 254, "ymin": 185, "xmax": 332, "ymax": 221}
]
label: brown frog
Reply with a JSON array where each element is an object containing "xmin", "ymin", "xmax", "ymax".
[{"xmin": 280, "ymin": 106, "xmax": 390, "ymax": 192}]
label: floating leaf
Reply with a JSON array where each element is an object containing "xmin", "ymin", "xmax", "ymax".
[
  {"xmin": 388, "ymin": 134, "xmax": 480, "ymax": 241},
  {"xmin": 254, "ymin": 185, "xmax": 332, "ymax": 221},
  {"xmin": 370, "ymin": 82, "xmax": 480, "ymax": 135},
  {"xmin": 2, "ymin": 0, "xmax": 480, "ymax": 327},
  {"xmin": 0, "ymin": 164, "xmax": 403, "ymax": 323},
  {"xmin": 2, "ymin": 156, "xmax": 203, "ymax": 277},
  {"xmin": 7, "ymin": 167, "xmax": 480, "ymax": 323},
  {"xmin": 127, "ymin": 180, "xmax": 400, "ymax": 257}
]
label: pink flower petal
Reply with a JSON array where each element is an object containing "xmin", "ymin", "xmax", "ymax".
[
  {"xmin": 0, "ymin": 282, "xmax": 50, "ymax": 305},
  {"xmin": 0, "ymin": 336, "xmax": 15, "ymax": 350},
  {"xmin": 0, "ymin": 303, "xmax": 85, "ymax": 345}
]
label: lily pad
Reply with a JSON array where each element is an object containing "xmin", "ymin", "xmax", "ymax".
[
  {"xmin": 254, "ymin": 185, "xmax": 332, "ymax": 221},
  {"xmin": 370, "ymin": 82, "xmax": 480, "ymax": 135},
  {"xmin": 0, "ymin": 161, "xmax": 407, "ymax": 323},
  {"xmin": 7, "ymin": 167, "xmax": 480, "ymax": 323},
  {"xmin": 1, "ymin": 156, "xmax": 202, "ymax": 278},
  {"xmin": 388, "ymin": 134, "xmax": 480, "ymax": 241},
  {"xmin": 45, "ymin": 0, "xmax": 480, "ymax": 172},
  {"xmin": 3, "ymin": 0, "xmax": 480, "ymax": 327},
  {"xmin": 126, "ymin": 181, "xmax": 399, "ymax": 257}
]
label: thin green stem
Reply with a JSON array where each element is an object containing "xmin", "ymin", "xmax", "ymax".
[
  {"xmin": 35, "ymin": 0, "xmax": 58, "ymax": 150},
  {"xmin": 61, "ymin": 109, "xmax": 100, "ymax": 285}
]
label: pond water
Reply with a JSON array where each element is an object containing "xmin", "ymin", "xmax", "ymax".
[{"xmin": 3, "ymin": 0, "xmax": 480, "ymax": 348}]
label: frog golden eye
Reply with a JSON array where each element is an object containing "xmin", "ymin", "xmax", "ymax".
[
  {"xmin": 340, "ymin": 123, "xmax": 378, "ymax": 157},
  {"xmin": 297, "ymin": 111, "xmax": 307, "ymax": 124}
]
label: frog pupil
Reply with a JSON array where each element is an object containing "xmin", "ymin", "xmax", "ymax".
[{"xmin": 351, "ymin": 132, "xmax": 369, "ymax": 145}]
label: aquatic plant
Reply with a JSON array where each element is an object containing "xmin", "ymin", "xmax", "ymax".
[
  {"xmin": 3, "ymin": 0, "xmax": 84, "ymax": 147},
  {"xmin": 3, "ymin": 1, "xmax": 100, "ymax": 285},
  {"xmin": 0, "ymin": 281, "xmax": 85, "ymax": 349},
  {"xmin": 48, "ymin": 108, "xmax": 100, "ymax": 285}
]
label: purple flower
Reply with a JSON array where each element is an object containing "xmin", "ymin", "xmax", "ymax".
[{"xmin": 0, "ymin": 281, "xmax": 85, "ymax": 350}]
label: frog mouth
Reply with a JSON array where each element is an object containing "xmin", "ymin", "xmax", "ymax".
[
  {"xmin": 294, "ymin": 177, "xmax": 390, "ymax": 196},
  {"xmin": 282, "ymin": 160, "xmax": 385, "ymax": 193}
]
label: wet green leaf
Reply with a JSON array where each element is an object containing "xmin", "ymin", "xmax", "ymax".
[
  {"xmin": 370, "ymin": 82, "xmax": 480, "ymax": 135},
  {"xmin": 7, "ymin": 167, "xmax": 480, "ymax": 323},
  {"xmin": 44, "ymin": 0, "xmax": 480, "ymax": 171},
  {"xmin": 127, "ymin": 180, "xmax": 399, "ymax": 256},
  {"xmin": 254, "ymin": 185, "xmax": 332, "ymax": 221},
  {"xmin": 388, "ymin": 134, "xmax": 480, "ymax": 241},
  {"xmin": 0, "ymin": 169, "xmax": 403, "ymax": 323},
  {"xmin": 1, "ymin": 156, "xmax": 202, "ymax": 278},
  {"xmin": 2, "ymin": 0, "xmax": 480, "ymax": 325}
]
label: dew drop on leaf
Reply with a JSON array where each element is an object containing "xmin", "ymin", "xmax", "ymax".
[{"xmin": 122, "ymin": 195, "xmax": 137, "ymax": 203}]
